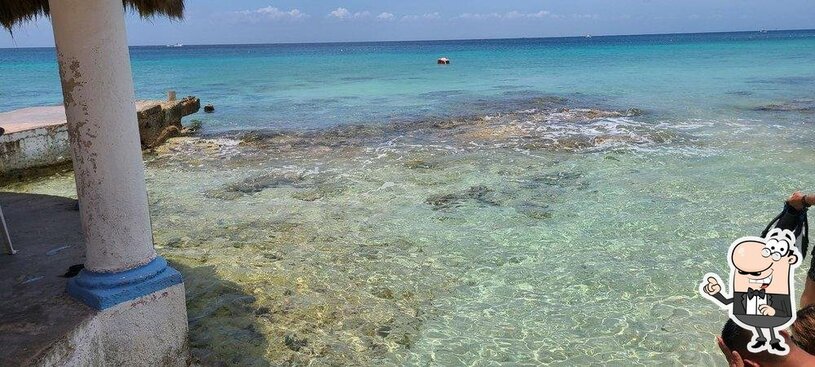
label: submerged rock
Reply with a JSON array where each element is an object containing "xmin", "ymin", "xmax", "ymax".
[
  {"xmin": 375, "ymin": 325, "xmax": 392, "ymax": 338},
  {"xmin": 554, "ymin": 108, "xmax": 640, "ymax": 120},
  {"xmin": 532, "ymin": 171, "xmax": 582, "ymax": 186},
  {"xmin": 206, "ymin": 171, "xmax": 310, "ymax": 200},
  {"xmin": 425, "ymin": 185, "xmax": 501, "ymax": 210},
  {"xmin": 371, "ymin": 287, "xmax": 395, "ymax": 299},
  {"xmin": 517, "ymin": 202, "xmax": 553, "ymax": 220},
  {"xmin": 753, "ymin": 100, "xmax": 815, "ymax": 112},
  {"xmin": 404, "ymin": 159, "xmax": 435, "ymax": 169},
  {"xmin": 465, "ymin": 185, "xmax": 500, "ymax": 206},
  {"xmin": 284, "ymin": 334, "xmax": 308, "ymax": 352},
  {"xmin": 183, "ymin": 119, "xmax": 203, "ymax": 135},
  {"xmin": 432, "ymin": 119, "xmax": 470, "ymax": 130},
  {"xmin": 291, "ymin": 184, "xmax": 346, "ymax": 202},
  {"xmin": 425, "ymin": 193, "xmax": 462, "ymax": 210}
]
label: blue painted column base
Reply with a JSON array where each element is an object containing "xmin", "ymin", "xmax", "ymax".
[{"xmin": 67, "ymin": 256, "xmax": 183, "ymax": 310}]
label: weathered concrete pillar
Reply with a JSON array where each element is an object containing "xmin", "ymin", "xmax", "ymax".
[
  {"xmin": 50, "ymin": 0, "xmax": 154, "ymax": 273},
  {"xmin": 48, "ymin": 0, "xmax": 188, "ymax": 365}
]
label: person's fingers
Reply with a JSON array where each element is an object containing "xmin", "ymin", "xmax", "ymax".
[
  {"xmin": 732, "ymin": 351, "xmax": 745, "ymax": 367},
  {"xmin": 717, "ymin": 336, "xmax": 733, "ymax": 363}
]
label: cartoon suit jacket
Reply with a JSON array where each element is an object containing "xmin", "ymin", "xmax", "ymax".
[{"xmin": 712, "ymin": 291, "xmax": 792, "ymax": 318}]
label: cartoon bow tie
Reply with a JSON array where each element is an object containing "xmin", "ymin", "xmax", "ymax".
[{"xmin": 748, "ymin": 288, "xmax": 766, "ymax": 300}]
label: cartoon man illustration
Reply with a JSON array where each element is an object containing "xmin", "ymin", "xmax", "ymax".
[{"xmin": 700, "ymin": 228, "xmax": 801, "ymax": 355}]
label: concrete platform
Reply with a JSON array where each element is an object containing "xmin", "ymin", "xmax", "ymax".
[
  {"xmin": 0, "ymin": 97, "xmax": 200, "ymax": 181},
  {"xmin": 0, "ymin": 192, "xmax": 92, "ymax": 366},
  {"xmin": 0, "ymin": 107, "xmax": 71, "ymax": 178},
  {"xmin": 0, "ymin": 192, "xmax": 191, "ymax": 366},
  {"xmin": 1, "ymin": 106, "xmax": 67, "ymax": 134}
]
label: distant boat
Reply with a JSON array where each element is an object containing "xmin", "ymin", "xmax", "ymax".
[
  {"xmin": 759, "ymin": 30, "xmax": 768, "ymax": 33},
  {"xmin": 437, "ymin": 57, "xmax": 450, "ymax": 65},
  {"xmin": 585, "ymin": 34, "xmax": 592, "ymax": 38},
  {"xmin": 166, "ymin": 43, "xmax": 184, "ymax": 48}
]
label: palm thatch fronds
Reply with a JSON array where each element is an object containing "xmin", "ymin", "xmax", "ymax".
[{"xmin": 1, "ymin": 0, "xmax": 184, "ymax": 31}]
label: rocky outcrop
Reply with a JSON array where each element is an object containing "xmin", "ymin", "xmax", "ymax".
[{"xmin": 137, "ymin": 96, "xmax": 201, "ymax": 149}]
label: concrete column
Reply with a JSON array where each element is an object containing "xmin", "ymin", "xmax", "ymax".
[
  {"xmin": 49, "ymin": 0, "xmax": 155, "ymax": 273},
  {"xmin": 47, "ymin": 2, "xmax": 189, "ymax": 364},
  {"xmin": 49, "ymin": 0, "xmax": 184, "ymax": 312}
]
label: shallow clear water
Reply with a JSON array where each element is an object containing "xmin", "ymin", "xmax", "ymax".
[{"xmin": 3, "ymin": 31, "xmax": 815, "ymax": 366}]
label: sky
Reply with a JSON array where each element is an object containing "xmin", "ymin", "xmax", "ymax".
[{"xmin": 1, "ymin": 0, "xmax": 814, "ymax": 47}]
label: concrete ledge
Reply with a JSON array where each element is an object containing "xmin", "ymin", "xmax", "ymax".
[
  {"xmin": 0, "ymin": 192, "xmax": 190, "ymax": 366},
  {"xmin": 96, "ymin": 283, "xmax": 189, "ymax": 367},
  {"xmin": 37, "ymin": 283, "xmax": 189, "ymax": 367},
  {"xmin": 0, "ymin": 97, "xmax": 200, "ymax": 180},
  {"xmin": 0, "ymin": 192, "xmax": 92, "ymax": 366},
  {"xmin": 0, "ymin": 107, "xmax": 71, "ymax": 173}
]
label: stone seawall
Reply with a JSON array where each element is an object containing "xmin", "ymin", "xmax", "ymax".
[
  {"xmin": 137, "ymin": 97, "xmax": 201, "ymax": 149},
  {"xmin": 0, "ymin": 97, "xmax": 200, "ymax": 181}
]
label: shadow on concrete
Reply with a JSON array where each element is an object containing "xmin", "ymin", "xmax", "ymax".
[
  {"xmin": 0, "ymin": 192, "xmax": 92, "ymax": 366},
  {"xmin": 172, "ymin": 262, "xmax": 270, "ymax": 367},
  {"xmin": 0, "ymin": 191, "xmax": 270, "ymax": 366}
]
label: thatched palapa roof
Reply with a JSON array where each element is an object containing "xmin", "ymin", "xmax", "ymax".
[{"xmin": 1, "ymin": 0, "xmax": 184, "ymax": 30}]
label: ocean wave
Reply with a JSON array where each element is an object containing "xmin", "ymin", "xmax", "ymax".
[{"xmin": 452, "ymin": 108, "xmax": 689, "ymax": 153}]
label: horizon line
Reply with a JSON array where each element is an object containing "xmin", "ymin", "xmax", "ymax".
[{"xmin": 2, "ymin": 27, "xmax": 814, "ymax": 49}]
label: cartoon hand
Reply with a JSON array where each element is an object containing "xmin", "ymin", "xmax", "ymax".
[
  {"xmin": 704, "ymin": 276, "xmax": 721, "ymax": 295},
  {"xmin": 759, "ymin": 305, "xmax": 776, "ymax": 316}
]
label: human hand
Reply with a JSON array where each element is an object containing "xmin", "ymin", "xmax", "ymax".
[
  {"xmin": 717, "ymin": 336, "xmax": 745, "ymax": 367},
  {"xmin": 788, "ymin": 191, "xmax": 805, "ymax": 210},
  {"xmin": 787, "ymin": 191, "xmax": 813, "ymax": 210}
]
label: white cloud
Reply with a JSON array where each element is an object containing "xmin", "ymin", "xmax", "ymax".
[
  {"xmin": 328, "ymin": 7, "xmax": 372, "ymax": 20},
  {"xmin": 401, "ymin": 12, "xmax": 441, "ymax": 22},
  {"xmin": 571, "ymin": 13, "xmax": 600, "ymax": 20},
  {"xmin": 458, "ymin": 12, "xmax": 501, "ymax": 20},
  {"xmin": 457, "ymin": 10, "xmax": 554, "ymax": 20},
  {"xmin": 231, "ymin": 6, "xmax": 307, "ymax": 22},
  {"xmin": 377, "ymin": 12, "xmax": 395, "ymax": 21},
  {"xmin": 528, "ymin": 11, "xmax": 553, "ymax": 18},
  {"xmin": 329, "ymin": 7, "xmax": 351, "ymax": 19}
]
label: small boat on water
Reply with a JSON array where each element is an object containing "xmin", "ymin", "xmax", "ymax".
[
  {"xmin": 437, "ymin": 57, "xmax": 450, "ymax": 65},
  {"xmin": 167, "ymin": 43, "xmax": 184, "ymax": 48}
]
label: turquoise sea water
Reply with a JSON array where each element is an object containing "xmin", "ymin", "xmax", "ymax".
[{"xmin": 3, "ymin": 31, "xmax": 815, "ymax": 366}]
